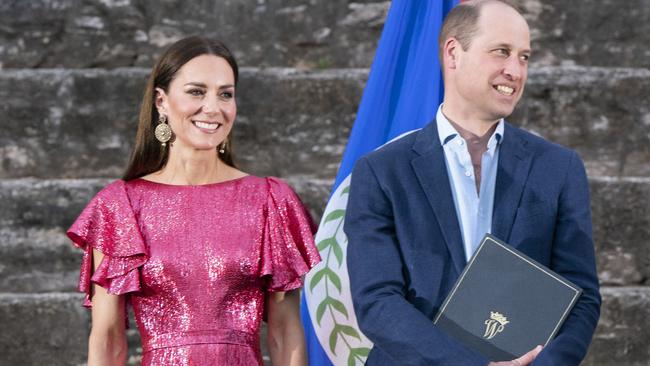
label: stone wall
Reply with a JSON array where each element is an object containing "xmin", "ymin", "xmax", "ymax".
[{"xmin": 0, "ymin": 0, "xmax": 648, "ymax": 365}]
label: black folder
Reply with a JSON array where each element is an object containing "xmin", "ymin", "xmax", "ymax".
[{"xmin": 433, "ymin": 234, "xmax": 582, "ymax": 361}]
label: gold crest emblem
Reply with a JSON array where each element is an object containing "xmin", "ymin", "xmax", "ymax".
[{"xmin": 483, "ymin": 311, "xmax": 509, "ymax": 340}]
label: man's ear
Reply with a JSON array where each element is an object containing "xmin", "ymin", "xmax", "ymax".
[
  {"xmin": 154, "ymin": 87, "xmax": 167, "ymax": 115},
  {"xmin": 443, "ymin": 37, "xmax": 460, "ymax": 70}
]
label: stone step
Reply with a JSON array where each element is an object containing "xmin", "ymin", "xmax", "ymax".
[
  {"xmin": 0, "ymin": 0, "xmax": 388, "ymax": 69},
  {"xmin": 510, "ymin": 66, "xmax": 650, "ymax": 177},
  {"xmin": 0, "ymin": 67, "xmax": 367, "ymax": 181},
  {"xmin": 583, "ymin": 287, "xmax": 650, "ymax": 366},
  {"xmin": 0, "ymin": 292, "xmax": 271, "ymax": 365},
  {"xmin": 0, "ymin": 293, "xmax": 88, "ymax": 366},
  {"xmin": 522, "ymin": 0, "xmax": 650, "ymax": 69},
  {"xmin": 0, "ymin": 176, "xmax": 648, "ymax": 293},
  {"xmin": 2, "ymin": 1, "xmax": 649, "ymax": 70},
  {"xmin": 1, "ymin": 288, "xmax": 647, "ymax": 365},
  {"xmin": 1, "ymin": 66, "xmax": 649, "ymax": 181}
]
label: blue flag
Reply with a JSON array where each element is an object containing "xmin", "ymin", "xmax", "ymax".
[{"xmin": 301, "ymin": 1, "xmax": 459, "ymax": 365}]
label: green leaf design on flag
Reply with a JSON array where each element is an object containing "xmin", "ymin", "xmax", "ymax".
[
  {"xmin": 329, "ymin": 328, "xmax": 339, "ymax": 355},
  {"xmin": 324, "ymin": 209, "xmax": 346, "ymax": 223},
  {"xmin": 338, "ymin": 324, "xmax": 361, "ymax": 339},
  {"xmin": 312, "ymin": 180, "xmax": 369, "ymax": 365},
  {"xmin": 316, "ymin": 237, "xmax": 337, "ymax": 252},
  {"xmin": 329, "ymin": 297, "xmax": 348, "ymax": 318}
]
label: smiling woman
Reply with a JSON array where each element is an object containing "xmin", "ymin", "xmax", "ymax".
[
  {"xmin": 66, "ymin": 36, "xmax": 321, "ymax": 366},
  {"xmin": 155, "ymin": 54, "xmax": 237, "ymax": 153},
  {"xmin": 124, "ymin": 37, "xmax": 241, "ymax": 181}
]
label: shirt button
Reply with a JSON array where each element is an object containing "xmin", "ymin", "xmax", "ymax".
[
  {"xmin": 458, "ymin": 140, "xmax": 464, "ymax": 146},
  {"xmin": 465, "ymin": 170, "xmax": 472, "ymax": 177}
]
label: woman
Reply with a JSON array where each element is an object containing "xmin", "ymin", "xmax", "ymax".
[{"xmin": 67, "ymin": 36, "xmax": 321, "ymax": 365}]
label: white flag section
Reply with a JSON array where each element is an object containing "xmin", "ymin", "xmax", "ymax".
[
  {"xmin": 305, "ymin": 129, "xmax": 420, "ymax": 365},
  {"xmin": 304, "ymin": 175, "xmax": 372, "ymax": 365}
]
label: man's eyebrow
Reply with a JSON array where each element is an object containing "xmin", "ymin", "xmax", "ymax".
[{"xmin": 491, "ymin": 43, "xmax": 531, "ymax": 54}]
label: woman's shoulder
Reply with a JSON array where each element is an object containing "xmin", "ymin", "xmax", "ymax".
[
  {"xmin": 262, "ymin": 176, "xmax": 294, "ymax": 192},
  {"xmin": 90, "ymin": 179, "xmax": 129, "ymax": 202}
]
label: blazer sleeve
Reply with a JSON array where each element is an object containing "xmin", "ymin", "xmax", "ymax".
[
  {"xmin": 532, "ymin": 152, "xmax": 602, "ymax": 365},
  {"xmin": 345, "ymin": 156, "xmax": 489, "ymax": 366}
]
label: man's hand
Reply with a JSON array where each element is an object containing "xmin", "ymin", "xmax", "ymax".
[{"xmin": 488, "ymin": 345, "xmax": 543, "ymax": 366}]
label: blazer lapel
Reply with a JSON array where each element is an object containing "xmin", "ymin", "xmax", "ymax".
[
  {"xmin": 492, "ymin": 123, "xmax": 533, "ymax": 243},
  {"xmin": 410, "ymin": 121, "xmax": 466, "ymax": 275}
]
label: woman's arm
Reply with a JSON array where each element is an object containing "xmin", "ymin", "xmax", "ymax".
[
  {"xmin": 87, "ymin": 249, "xmax": 127, "ymax": 366},
  {"xmin": 266, "ymin": 289, "xmax": 307, "ymax": 366}
]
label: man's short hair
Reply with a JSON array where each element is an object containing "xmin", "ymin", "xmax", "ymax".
[{"xmin": 438, "ymin": 0, "xmax": 523, "ymax": 63}]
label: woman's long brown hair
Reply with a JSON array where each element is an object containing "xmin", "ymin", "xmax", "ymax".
[{"xmin": 123, "ymin": 36, "xmax": 239, "ymax": 181}]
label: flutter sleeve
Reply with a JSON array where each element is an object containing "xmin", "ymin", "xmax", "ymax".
[
  {"xmin": 67, "ymin": 180, "xmax": 147, "ymax": 307},
  {"xmin": 260, "ymin": 177, "xmax": 321, "ymax": 292}
]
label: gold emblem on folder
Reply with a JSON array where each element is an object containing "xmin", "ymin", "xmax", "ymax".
[{"xmin": 483, "ymin": 311, "xmax": 509, "ymax": 340}]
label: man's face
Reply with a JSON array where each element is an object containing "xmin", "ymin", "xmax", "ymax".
[{"xmin": 450, "ymin": 3, "xmax": 531, "ymax": 122}]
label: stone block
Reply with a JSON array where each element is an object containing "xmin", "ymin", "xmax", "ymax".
[
  {"xmin": 591, "ymin": 177, "xmax": 650, "ymax": 286},
  {"xmin": 0, "ymin": 293, "xmax": 89, "ymax": 366},
  {"xmin": 0, "ymin": 179, "xmax": 106, "ymax": 292},
  {"xmin": 0, "ymin": 0, "xmax": 386, "ymax": 69},
  {"xmin": 522, "ymin": 0, "xmax": 650, "ymax": 69},
  {"xmin": 511, "ymin": 66, "xmax": 650, "ymax": 177},
  {"xmin": 584, "ymin": 287, "xmax": 650, "ymax": 366}
]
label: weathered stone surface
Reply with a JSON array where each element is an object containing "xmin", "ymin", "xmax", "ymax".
[
  {"xmin": 0, "ymin": 227, "xmax": 84, "ymax": 293},
  {"xmin": 522, "ymin": 0, "xmax": 650, "ymax": 68},
  {"xmin": 0, "ymin": 68, "xmax": 148, "ymax": 179},
  {"xmin": 0, "ymin": 293, "xmax": 88, "ymax": 366},
  {"xmin": 234, "ymin": 68, "xmax": 367, "ymax": 180},
  {"xmin": 3, "ymin": 0, "xmax": 650, "ymax": 70},
  {"xmin": 0, "ymin": 67, "xmax": 367, "ymax": 181},
  {"xmin": 591, "ymin": 177, "xmax": 650, "ymax": 286},
  {"xmin": 0, "ymin": 0, "xmax": 387, "ymax": 69},
  {"xmin": 0, "ymin": 178, "xmax": 104, "ymax": 293},
  {"xmin": 2, "ymin": 66, "xmax": 650, "ymax": 180},
  {"xmin": 511, "ymin": 66, "xmax": 650, "ymax": 177},
  {"xmin": 583, "ymin": 287, "xmax": 650, "ymax": 366}
]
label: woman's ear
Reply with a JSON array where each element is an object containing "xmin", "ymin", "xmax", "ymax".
[{"xmin": 154, "ymin": 87, "xmax": 167, "ymax": 115}]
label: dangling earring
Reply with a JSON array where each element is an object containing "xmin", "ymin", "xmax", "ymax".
[
  {"xmin": 219, "ymin": 140, "xmax": 227, "ymax": 154},
  {"xmin": 155, "ymin": 114, "xmax": 172, "ymax": 146}
]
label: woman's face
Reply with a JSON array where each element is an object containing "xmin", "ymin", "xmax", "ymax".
[{"xmin": 156, "ymin": 54, "xmax": 236, "ymax": 152}]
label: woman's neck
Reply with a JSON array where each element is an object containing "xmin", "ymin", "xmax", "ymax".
[{"xmin": 149, "ymin": 147, "xmax": 230, "ymax": 185}]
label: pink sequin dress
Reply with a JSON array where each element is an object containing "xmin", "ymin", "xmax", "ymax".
[{"xmin": 67, "ymin": 176, "xmax": 321, "ymax": 365}]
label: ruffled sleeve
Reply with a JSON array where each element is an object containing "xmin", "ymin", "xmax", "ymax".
[
  {"xmin": 67, "ymin": 180, "xmax": 147, "ymax": 307},
  {"xmin": 260, "ymin": 177, "xmax": 321, "ymax": 292}
]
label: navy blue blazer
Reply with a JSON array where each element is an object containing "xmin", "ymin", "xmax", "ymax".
[{"xmin": 345, "ymin": 120, "xmax": 601, "ymax": 365}]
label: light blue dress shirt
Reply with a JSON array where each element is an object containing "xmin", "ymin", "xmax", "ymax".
[{"xmin": 436, "ymin": 106, "xmax": 504, "ymax": 261}]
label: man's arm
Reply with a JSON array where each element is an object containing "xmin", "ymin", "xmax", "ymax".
[
  {"xmin": 345, "ymin": 156, "xmax": 488, "ymax": 365},
  {"xmin": 532, "ymin": 152, "xmax": 601, "ymax": 365}
]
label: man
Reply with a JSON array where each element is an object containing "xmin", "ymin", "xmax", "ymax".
[{"xmin": 344, "ymin": 1, "xmax": 601, "ymax": 365}]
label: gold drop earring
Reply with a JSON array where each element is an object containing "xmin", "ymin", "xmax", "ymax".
[
  {"xmin": 155, "ymin": 114, "xmax": 172, "ymax": 146},
  {"xmin": 219, "ymin": 140, "xmax": 227, "ymax": 154}
]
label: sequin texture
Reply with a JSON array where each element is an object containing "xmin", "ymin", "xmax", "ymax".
[{"xmin": 67, "ymin": 176, "xmax": 321, "ymax": 365}]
